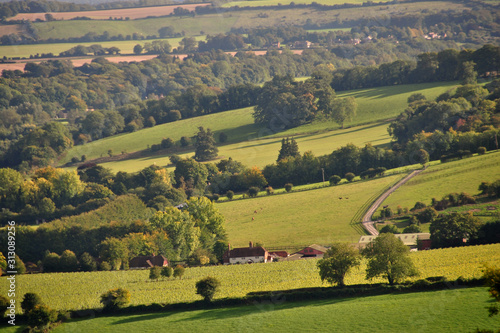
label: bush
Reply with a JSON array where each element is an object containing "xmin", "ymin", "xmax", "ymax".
[
  {"xmin": 411, "ymin": 201, "xmax": 426, "ymax": 211},
  {"xmin": 173, "ymin": 265, "xmax": 185, "ymax": 279},
  {"xmin": 81, "ymin": 155, "xmax": 87, "ymax": 162},
  {"xmin": 195, "ymin": 276, "xmax": 221, "ymax": 302},
  {"xmin": 403, "ymin": 225, "xmax": 422, "ymax": 233},
  {"xmin": 161, "ymin": 266, "xmax": 173, "ymax": 278},
  {"xmin": 211, "ymin": 193, "xmax": 220, "ymax": 201},
  {"xmin": 79, "ymin": 252, "xmax": 97, "ymax": 272},
  {"xmin": 161, "ymin": 138, "xmax": 174, "ymax": 149},
  {"xmin": 226, "ymin": 190, "xmax": 234, "ymax": 200},
  {"xmin": 27, "ymin": 305, "xmax": 57, "ymax": 329},
  {"xmin": 21, "ymin": 293, "xmax": 43, "ymax": 314},
  {"xmin": 180, "ymin": 136, "xmax": 191, "ymax": 147},
  {"xmin": 284, "ymin": 183, "xmax": 293, "ymax": 192},
  {"xmin": 219, "ymin": 132, "xmax": 228, "ymax": 143},
  {"xmin": 266, "ymin": 186, "xmax": 274, "ymax": 195},
  {"xmin": 247, "ymin": 186, "xmax": 259, "ymax": 197},
  {"xmin": 169, "ymin": 154, "xmax": 181, "ymax": 165},
  {"xmin": 71, "ymin": 156, "xmax": 79, "ymax": 163},
  {"xmin": 329, "ymin": 175, "xmax": 341, "ymax": 185},
  {"xmin": 99, "ymin": 261, "xmax": 111, "ymax": 271},
  {"xmin": 149, "ymin": 266, "xmax": 161, "ymax": 281},
  {"xmin": 380, "ymin": 224, "xmax": 399, "ymax": 234},
  {"xmin": 477, "ymin": 146, "xmax": 487, "ymax": 155},
  {"xmin": 100, "ymin": 288, "xmax": 131, "ymax": 311},
  {"xmin": 345, "ymin": 172, "xmax": 355, "ymax": 182}
]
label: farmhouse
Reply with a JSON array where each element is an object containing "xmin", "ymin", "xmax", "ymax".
[
  {"xmin": 223, "ymin": 242, "xmax": 270, "ymax": 264},
  {"xmin": 129, "ymin": 254, "xmax": 168, "ymax": 269},
  {"xmin": 358, "ymin": 233, "xmax": 431, "ymax": 251}
]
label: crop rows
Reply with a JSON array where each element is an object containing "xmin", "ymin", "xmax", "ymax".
[{"xmin": 2, "ymin": 243, "xmax": 499, "ymax": 313}]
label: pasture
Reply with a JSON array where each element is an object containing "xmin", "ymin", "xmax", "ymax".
[
  {"xmin": 217, "ymin": 174, "xmax": 404, "ymax": 249},
  {"xmin": 221, "ymin": 0, "xmax": 393, "ymax": 7},
  {"xmin": 51, "ymin": 287, "xmax": 499, "ymax": 333},
  {"xmin": 379, "ymin": 151, "xmax": 500, "ymax": 211},
  {"xmin": 64, "ymin": 81, "xmax": 457, "ymax": 172},
  {"xmin": 8, "ymin": 3, "xmax": 211, "ymax": 21},
  {"xmin": 0, "ymin": 243, "xmax": 498, "ymax": 313},
  {"xmin": 27, "ymin": 1, "xmax": 466, "ymax": 41},
  {"xmin": 0, "ymin": 36, "xmax": 206, "ymax": 59}
]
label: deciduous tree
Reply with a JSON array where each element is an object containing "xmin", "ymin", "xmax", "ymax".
[{"xmin": 317, "ymin": 243, "xmax": 361, "ymax": 286}]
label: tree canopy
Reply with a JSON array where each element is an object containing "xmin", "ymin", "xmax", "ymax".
[{"xmin": 317, "ymin": 242, "xmax": 361, "ymax": 286}]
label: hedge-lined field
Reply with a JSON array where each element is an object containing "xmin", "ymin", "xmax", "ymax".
[{"xmin": 1, "ymin": 243, "xmax": 498, "ymax": 314}]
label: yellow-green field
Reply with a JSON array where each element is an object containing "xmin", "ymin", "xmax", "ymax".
[
  {"xmin": 218, "ymin": 174, "xmax": 405, "ymax": 249},
  {"xmin": 1, "ymin": 243, "xmax": 498, "ymax": 312},
  {"xmin": 0, "ymin": 36, "xmax": 206, "ymax": 59},
  {"xmin": 63, "ymin": 82, "xmax": 458, "ymax": 173},
  {"xmin": 221, "ymin": 0, "xmax": 393, "ymax": 7},
  {"xmin": 381, "ymin": 151, "xmax": 500, "ymax": 211}
]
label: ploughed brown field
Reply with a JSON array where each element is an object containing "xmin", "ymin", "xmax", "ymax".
[
  {"xmin": 8, "ymin": 3, "xmax": 211, "ymax": 21},
  {"xmin": 0, "ymin": 50, "xmax": 302, "ymax": 72}
]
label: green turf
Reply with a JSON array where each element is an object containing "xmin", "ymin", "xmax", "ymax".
[
  {"xmin": 67, "ymin": 82, "xmax": 457, "ymax": 173},
  {"xmin": 0, "ymin": 36, "xmax": 206, "ymax": 59},
  {"xmin": 380, "ymin": 151, "xmax": 500, "ymax": 211},
  {"xmin": 217, "ymin": 174, "xmax": 405, "ymax": 249},
  {"xmin": 45, "ymin": 287, "xmax": 499, "ymax": 333}
]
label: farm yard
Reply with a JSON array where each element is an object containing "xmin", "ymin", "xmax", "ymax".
[{"xmin": 0, "ymin": 244, "xmax": 498, "ymax": 313}]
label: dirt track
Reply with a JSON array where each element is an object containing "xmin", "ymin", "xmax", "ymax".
[{"xmin": 361, "ymin": 169, "xmax": 424, "ymax": 235}]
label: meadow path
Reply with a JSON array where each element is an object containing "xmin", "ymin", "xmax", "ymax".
[{"xmin": 361, "ymin": 169, "xmax": 424, "ymax": 235}]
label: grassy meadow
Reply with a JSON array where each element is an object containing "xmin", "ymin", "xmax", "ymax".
[
  {"xmin": 63, "ymin": 81, "xmax": 458, "ymax": 172},
  {"xmin": 0, "ymin": 36, "xmax": 206, "ymax": 59},
  {"xmin": 0, "ymin": 244, "xmax": 498, "ymax": 314},
  {"xmin": 380, "ymin": 151, "xmax": 500, "ymax": 211},
  {"xmin": 29, "ymin": 1, "xmax": 465, "ymax": 41},
  {"xmin": 48, "ymin": 287, "xmax": 499, "ymax": 333},
  {"xmin": 217, "ymin": 174, "xmax": 404, "ymax": 249}
]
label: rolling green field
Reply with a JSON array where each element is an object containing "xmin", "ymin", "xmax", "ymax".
[
  {"xmin": 0, "ymin": 244, "xmax": 498, "ymax": 314},
  {"xmin": 217, "ymin": 174, "xmax": 404, "ymax": 249},
  {"xmin": 29, "ymin": 1, "xmax": 465, "ymax": 41},
  {"xmin": 64, "ymin": 81, "xmax": 458, "ymax": 172},
  {"xmin": 48, "ymin": 287, "xmax": 499, "ymax": 333},
  {"xmin": 0, "ymin": 36, "xmax": 206, "ymax": 59},
  {"xmin": 380, "ymin": 151, "xmax": 500, "ymax": 211}
]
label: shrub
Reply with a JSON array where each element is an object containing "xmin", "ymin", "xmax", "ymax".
[
  {"xmin": 81, "ymin": 155, "xmax": 87, "ymax": 162},
  {"xmin": 173, "ymin": 265, "xmax": 185, "ymax": 279},
  {"xmin": 21, "ymin": 293, "xmax": 43, "ymax": 314},
  {"xmin": 79, "ymin": 252, "xmax": 97, "ymax": 272},
  {"xmin": 195, "ymin": 276, "xmax": 221, "ymax": 302},
  {"xmin": 219, "ymin": 132, "xmax": 228, "ymax": 143},
  {"xmin": 380, "ymin": 224, "xmax": 399, "ymax": 234},
  {"xmin": 99, "ymin": 261, "xmax": 111, "ymax": 271},
  {"xmin": 161, "ymin": 266, "xmax": 173, "ymax": 278},
  {"xmin": 411, "ymin": 201, "xmax": 427, "ymax": 211},
  {"xmin": 417, "ymin": 207, "xmax": 438, "ymax": 224},
  {"xmin": 329, "ymin": 175, "xmax": 341, "ymax": 185},
  {"xmin": 345, "ymin": 172, "xmax": 355, "ymax": 182},
  {"xmin": 169, "ymin": 154, "xmax": 181, "ymax": 165},
  {"xmin": 100, "ymin": 288, "xmax": 131, "ymax": 311},
  {"xmin": 161, "ymin": 138, "xmax": 174, "ymax": 149},
  {"xmin": 226, "ymin": 190, "xmax": 234, "ymax": 200},
  {"xmin": 380, "ymin": 207, "xmax": 393, "ymax": 218},
  {"xmin": 27, "ymin": 305, "xmax": 57, "ymax": 329},
  {"xmin": 149, "ymin": 266, "xmax": 161, "ymax": 281},
  {"xmin": 477, "ymin": 146, "xmax": 487, "ymax": 155},
  {"xmin": 247, "ymin": 187, "xmax": 259, "ymax": 198},
  {"xmin": 284, "ymin": 183, "xmax": 293, "ymax": 192},
  {"xmin": 180, "ymin": 136, "xmax": 191, "ymax": 147},
  {"xmin": 266, "ymin": 186, "xmax": 274, "ymax": 195},
  {"xmin": 211, "ymin": 193, "xmax": 220, "ymax": 201},
  {"xmin": 403, "ymin": 225, "xmax": 422, "ymax": 233},
  {"xmin": 71, "ymin": 156, "xmax": 79, "ymax": 163}
]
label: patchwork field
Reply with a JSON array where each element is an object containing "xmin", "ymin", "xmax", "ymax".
[
  {"xmin": 221, "ymin": 0, "xmax": 393, "ymax": 7},
  {"xmin": 0, "ymin": 244, "xmax": 498, "ymax": 313},
  {"xmin": 380, "ymin": 151, "xmax": 500, "ymax": 211},
  {"xmin": 49, "ymin": 287, "xmax": 499, "ymax": 333},
  {"xmin": 8, "ymin": 3, "xmax": 211, "ymax": 21},
  {"xmin": 63, "ymin": 82, "xmax": 458, "ymax": 172}
]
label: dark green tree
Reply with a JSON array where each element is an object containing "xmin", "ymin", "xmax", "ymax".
[
  {"xmin": 362, "ymin": 233, "xmax": 418, "ymax": 285},
  {"xmin": 161, "ymin": 266, "xmax": 173, "ymax": 278},
  {"xmin": 100, "ymin": 288, "xmax": 131, "ymax": 311},
  {"xmin": 27, "ymin": 305, "xmax": 57, "ymax": 330},
  {"xmin": 149, "ymin": 266, "xmax": 161, "ymax": 281},
  {"xmin": 173, "ymin": 265, "xmax": 185, "ymax": 279},
  {"xmin": 277, "ymin": 137, "xmax": 300, "ymax": 162},
  {"xmin": 133, "ymin": 44, "xmax": 143, "ymax": 54},
  {"xmin": 430, "ymin": 212, "xmax": 482, "ymax": 248},
  {"xmin": 195, "ymin": 276, "xmax": 221, "ymax": 302},
  {"xmin": 21, "ymin": 293, "xmax": 43, "ymax": 314},
  {"xmin": 194, "ymin": 127, "xmax": 218, "ymax": 161},
  {"xmin": 317, "ymin": 243, "xmax": 361, "ymax": 286}
]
